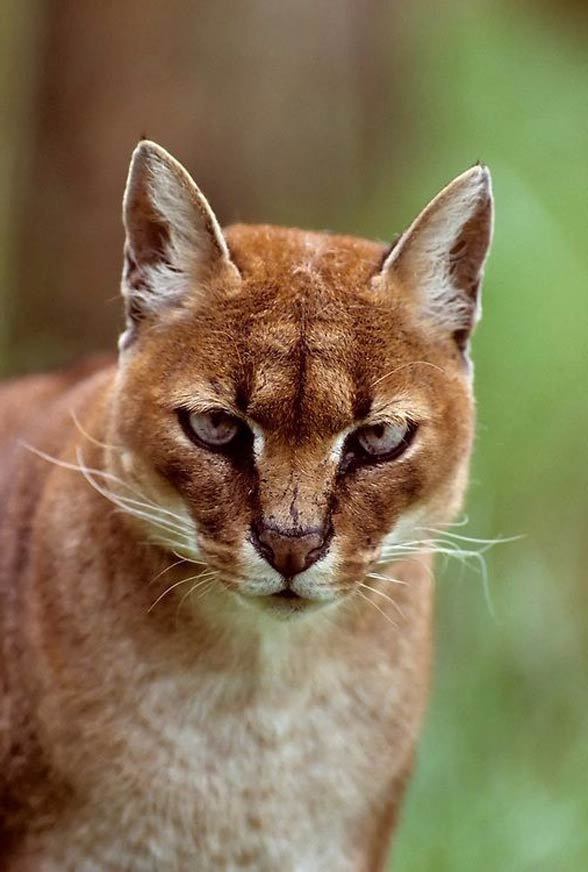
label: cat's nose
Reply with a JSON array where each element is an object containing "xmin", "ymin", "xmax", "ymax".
[{"xmin": 251, "ymin": 524, "xmax": 328, "ymax": 578}]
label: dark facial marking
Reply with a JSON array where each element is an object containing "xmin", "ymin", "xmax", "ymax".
[
  {"xmin": 291, "ymin": 298, "xmax": 309, "ymax": 440},
  {"xmin": 352, "ymin": 388, "xmax": 372, "ymax": 421},
  {"xmin": 234, "ymin": 380, "xmax": 250, "ymax": 413}
]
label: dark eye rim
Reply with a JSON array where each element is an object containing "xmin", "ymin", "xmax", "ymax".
[
  {"xmin": 176, "ymin": 407, "xmax": 252, "ymax": 455},
  {"xmin": 341, "ymin": 419, "xmax": 419, "ymax": 473}
]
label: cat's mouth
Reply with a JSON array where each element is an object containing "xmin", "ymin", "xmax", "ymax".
[
  {"xmin": 263, "ymin": 588, "xmax": 318, "ymax": 615},
  {"xmin": 238, "ymin": 585, "xmax": 327, "ymax": 619},
  {"xmin": 271, "ymin": 588, "xmax": 301, "ymax": 600}
]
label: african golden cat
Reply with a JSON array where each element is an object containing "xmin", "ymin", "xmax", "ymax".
[{"xmin": 0, "ymin": 141, "xmax": 493, "ymax": 871}]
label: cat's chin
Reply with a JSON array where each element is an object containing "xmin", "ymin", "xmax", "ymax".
[{"xmin": 236, "ymin": 589, "xmax": 334, "ymax": 621}]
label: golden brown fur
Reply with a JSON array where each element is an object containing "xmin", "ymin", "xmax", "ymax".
[{"xmin": 0, "ymin": 143, "xmax": 492, "ymax": 870}]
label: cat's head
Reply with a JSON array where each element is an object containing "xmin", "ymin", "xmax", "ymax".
[{"xmin": 109, "ymin": 141, "xmax": 493, "ymax": 619}]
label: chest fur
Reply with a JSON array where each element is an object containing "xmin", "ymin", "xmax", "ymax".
[{"xmin": 29, "ymin": 644, "xmax": 419, "ymax": 872}]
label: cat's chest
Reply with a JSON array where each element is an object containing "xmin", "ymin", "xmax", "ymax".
[
  {"xmin": 133, "ymin": 665, "xmax": 398, "ymax": 865},
  {"xmin": 46, "ymin": 649, "xmax": 410, "ymax": 871}
]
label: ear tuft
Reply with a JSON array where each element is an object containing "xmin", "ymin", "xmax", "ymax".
[
  {"xmin": 120, "ymin": 141, "xmax": 237, "ymax": 348},
  {"xmin": 381, "ymin": 165, "xmax": 493, "ymax": 349}
]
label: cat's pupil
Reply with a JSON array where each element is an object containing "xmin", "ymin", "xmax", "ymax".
[{"xmin": 372, "ymin": 423, "xmax": 385, "ymax": 440}]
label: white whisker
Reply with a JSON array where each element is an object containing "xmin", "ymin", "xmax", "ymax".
[
  {"xmin": 149, "ymin": 556, "xmax": 189, "ymax": 585},
  {"xmin": 22, "ymin": 440, "xmax": 204, "ymax": 561},
  {"xmin": 416, "ymin": 526, "xmax": 523, "ymax": 546},
  {"xmin": 70, "ymin": 409, "xmax": 123, "ymax": 453},
  {"xmin": 377, "ymin": 529, "xmax": 509, "ymax": 620},
  {"xmin": 365, "ymin": 572, "xmax": 407, "ymax": 586},
  {"xmin": 175, "ymin": 575, "xmax": 218, "ymax": 619},
  {"xmin": 24, "ymin": 441, "xmax": 194, "ymax": 532},
  {"xmin": 171, "ymin": 549, "xmax": 207, "ymax": 567},
  {"xmin": 431, "ymin": 514, "xmax": 471, "ymax": 529},
  {"xmin": 23, "ymin": 442, "xmax": 156, "ymax": 506},
  {"xmin": 102, "ymin": 489, "xmax": 193, "ymax": 530},
  {"xmin": 355, "ymin": 587, "xmax": 398, "ymax": 629},
  {"xmin": 148, "ymin": 572, "xmax": 210, "ymax": 612},
  {"xmin": 192, "ymin": 577, "xmax": 219, "ymax": 602},
  {"xmin": 358, "ymin": 581, "xmax": 406, "ymax": 619},
  {"xmin": 371, "ymin": 360, "xmax": 446, "ymax": 388},
  {"xmin": 109, "ymin": 505, "xmax": 192, "ymax": 538},
  {"xmin": 70, "ymin": 449, "xmax": 196, "ymax": 544}
]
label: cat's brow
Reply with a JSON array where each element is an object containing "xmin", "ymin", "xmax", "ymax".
[
  {"xmin": 351, "ymin": 387, "xmax": 372, "ymax": 421},
  {"xmin": 168, "ymin": 390, "xmax": 241, "ymax": 416},
  {"xmin": 234, "ymin": 380, "xmax": 251, "ymax": 413}
]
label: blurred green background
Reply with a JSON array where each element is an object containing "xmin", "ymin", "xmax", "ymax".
[{"xmin": 1, "ymin": 1, "xmax": 586, "ymax": 868}]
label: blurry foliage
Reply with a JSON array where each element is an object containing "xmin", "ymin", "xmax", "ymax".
[
  {"xmin": 0, "ymin": 0, "xmax": 586, "ymax": 869},
  {"xmin": 379, "ymin": 3, "xmax": 588, "ymax": 870}
]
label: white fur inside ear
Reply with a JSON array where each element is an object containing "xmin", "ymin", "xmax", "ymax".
[
  {"xmin": 121, "ymin": 141, "xmax": 236, "ymax": 324},
  {"xmin": 383, "ymin": 166, "xmax": 493, "ymax": 333}
]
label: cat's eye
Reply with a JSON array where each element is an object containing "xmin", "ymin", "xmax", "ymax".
[
  {"xmin": 357, "ymin": 421, "xmax": 409, "ymax": 456},
  {"xmin": 178, "ymin": 408, "xmax": 244, "ymax": 450},
  {"xmin": 345, "ymin": 419, "xmax": 418, "ymax": 466}
]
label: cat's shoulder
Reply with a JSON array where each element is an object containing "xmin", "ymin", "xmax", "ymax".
[{"xmin": 0, "ymin": 354, "xmax": 115, "ymax": 458}]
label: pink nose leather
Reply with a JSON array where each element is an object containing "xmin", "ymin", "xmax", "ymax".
[{"xmin": 254, "ymin": 526, "xmax": 326, "ymax": 577}]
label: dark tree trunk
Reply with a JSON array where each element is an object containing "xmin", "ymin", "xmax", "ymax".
[{"xmin": 10, "ymin": 0, "xmax": 403, "ymax": 372}]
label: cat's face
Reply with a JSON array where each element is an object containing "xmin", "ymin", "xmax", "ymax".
[{"xmin": 110, "ymin": 142, "xmax": 492, "ymax": 619}]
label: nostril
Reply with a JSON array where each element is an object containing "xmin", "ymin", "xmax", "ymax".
[
  {"xmin": 251, "ymin": 527, "xmax": 274, "ymax": 566},
  {"xmin": 298, "ymin": 534, "xmax": 324, "ymax": 570},
  {"xmin": 303, "ymin": 542, "xmax": 324, "ymax": 570}
]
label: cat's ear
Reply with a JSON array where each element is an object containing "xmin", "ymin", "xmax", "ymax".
[
  {"xmin": 379, "ymin": 165, "xmax": 493, "ymax": 351},
  {"xmin": 120, "ymin": 140, "xmax": 238, "ymax": 347}
]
